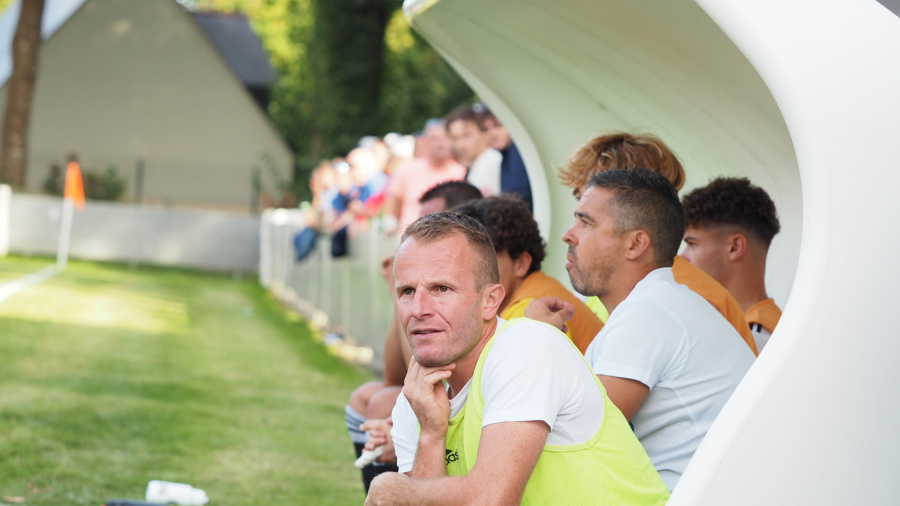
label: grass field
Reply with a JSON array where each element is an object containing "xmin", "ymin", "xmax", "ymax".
[{"xmin": 0, "ymin": 256, "xmax": 373, "ymax": 505}]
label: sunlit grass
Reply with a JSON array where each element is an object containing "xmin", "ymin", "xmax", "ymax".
[
  {"xmin": 0, "ymin": 256, "xmax": 55, "ymax": 284},
  {"xmin": 0, "ymin": 256, "xmax": 372, "ymax": 505}
]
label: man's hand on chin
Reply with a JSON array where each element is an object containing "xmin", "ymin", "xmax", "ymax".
[{"xmin": 403, "ymin": 359, "xmax": 455, "ymax": 439}]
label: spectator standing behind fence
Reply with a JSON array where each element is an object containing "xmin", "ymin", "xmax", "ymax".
[
  {"xmin": 383, "ymin": 119, "xmax": 467, "ymax": 234},
  {"xmin": 681, "ymin": 177, "xmax": 783, "ymax": 352},
  {"xmin": 445, "ymin": 105, "xmax": 501, "ymax": 196},
  {"xmin": 479, "ymin": 107, "xmax": 533, "ymax": 212},
  {"xmin": 347, "ymin": 147, "xmax": 389, "ymax": 220}
]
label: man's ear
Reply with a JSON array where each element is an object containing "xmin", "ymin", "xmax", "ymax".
[
  {"xmin": 727, "ymin": 234, "xmax": 748, "ymax": 261},
  {"xmin": 481, "ymin": 283, "xmax": 505, "ymax": 320},
  {"xmin": 512, "ymin": 252, "xmax": 532, "ymax": 279},
  {"xmin": 623, "ymin": 230, "xmax": 652, "ymax": 261}
]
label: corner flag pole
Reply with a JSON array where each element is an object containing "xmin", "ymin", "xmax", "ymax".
[{"xmin": 57, "ymin": 160, "xmax": 85, "ymax": 270}]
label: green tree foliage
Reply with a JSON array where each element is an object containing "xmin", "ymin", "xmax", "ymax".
[
  {"xmin": 308, "ymin": 0, "xmax": 399, "ymax": 158},
  {"xmin": 378, "ymin": 9, "xmax": 475, "ymax": 135},
  {"xmin": 185, "ymin": 0, "xmax": 475, "ymax": 199}
]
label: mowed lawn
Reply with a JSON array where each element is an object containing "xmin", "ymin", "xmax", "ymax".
[{"xmin": 0, "ymin": 256, "xmax": 372, "ymax": 505}]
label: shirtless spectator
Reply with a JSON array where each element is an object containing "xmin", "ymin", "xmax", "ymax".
[
  {"xmin": 366, "ymin": 212, "xmax": 669, "ymax": 505},
  {"xmin": 479, "ymin": 107, "xmax": 534, "ymax": 212},
  {"xmin": 453, "ymin": 195, "xmax": 602, "ymax": 353},
  {"xmin": 681, "ymin": 177, "xmax": 783, "ymax": 351},
  {"xmin": 529, "ymin": 169, "xmax": 755, "ymax": 490},
  {"xmin": 384, "ymin": 119, "xmax": 467, "ymax": 234},
  {"xmin": 346, "ymin": 181, "xmax": 482, "ymax": 492},
  {"xmin": 445, "ymin": 105, "xmax": 501, "ymax": 196},
  {"xmin": 557, "ymin": 132, "xmax": 759, "ymax": 355}
]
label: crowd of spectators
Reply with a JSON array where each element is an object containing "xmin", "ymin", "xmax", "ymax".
[{"xmin": 296, "ymin": 103, "xmax": 532, "ymax": 262}]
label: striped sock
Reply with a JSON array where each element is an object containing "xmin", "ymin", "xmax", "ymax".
[{"xmin": 346, "ymin": 405, "xmax": 368, "ymax": 445}]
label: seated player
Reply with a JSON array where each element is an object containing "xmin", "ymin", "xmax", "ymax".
[
  {"xmin": 345, "ymin": 181, "xmax": 483, "ymax": 491},
  {"xmin": 557, "ymin": 132, "xmax": 759, "ymax": 354},
  {"xmin": 453, "ymin": 195, "xmax": 602, "ymax": 353},
  {"xmin": 681, "ymin": 177, "xmax": 783, "ymax": 351},
  {"xmin": 529, "ymin": 169, "xmax": 755, "ymax": 490},
  {"xmin": 366, "ymin": 212, "xmax": 669, "ymax": 505}
]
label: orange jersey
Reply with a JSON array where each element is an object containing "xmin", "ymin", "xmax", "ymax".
[
  {"xmin": 500, "ymin": 271, "xmax": 603, "ymax": 354},
  {"xmin": 745, "ymin": 298, "xmax": 782, "ymax": 333},
  {"xmin": 672, "ymin": 256, "xmax": 759, "ymax": 356}
]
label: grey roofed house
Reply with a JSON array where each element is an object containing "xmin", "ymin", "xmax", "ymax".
[
  {"xmin": 0, "ymin": 0, "xmax": 295, "ymax": 212},
  {"xmin": 191, "ymin": 10, "xmax": 277, "ymax": 112}
]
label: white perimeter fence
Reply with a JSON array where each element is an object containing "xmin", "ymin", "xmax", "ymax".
[
  {"xmin": 260, "ymin": 209, "xmax": 397, "ymax": 374},
  {"xmin": 0, "ymin": 188, "xmax": 390, "ymax": 372},
  {"xmin": 0, "ymin": 187, "xmax": 260, "ymax": 273}
]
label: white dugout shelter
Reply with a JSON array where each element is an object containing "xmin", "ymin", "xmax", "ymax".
[{"xmin": 404, "ymin": 0, "xmax": 900, "ymax": 503}]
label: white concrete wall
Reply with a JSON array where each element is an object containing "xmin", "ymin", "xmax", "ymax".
[
  {"xmin": 9, "ymin": 192, "xmax": 260, "ymax": 271},
  {"xmin": 405, "ymin": 0, "xmax": 900, "ymax": 504}
]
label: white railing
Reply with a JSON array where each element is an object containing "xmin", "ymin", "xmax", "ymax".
[
  {"xmin": 4, "ymin": 191, "xmax": 260, "ymax": 272},
  {"xmin": 260, "ymin": 209, "xmax": 398, "ymax": 373},
  {"xmin": 0, "ymin": 185, "xmax": 10, "ymax": 256}
]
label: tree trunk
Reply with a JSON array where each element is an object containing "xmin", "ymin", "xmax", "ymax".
[{"xmin": 0, "ymin": 0, "xmax": 46, "ymax": 189}]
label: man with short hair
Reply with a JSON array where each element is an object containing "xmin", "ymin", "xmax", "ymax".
[
  {"xmin": 454, "ymin": 195, "xmax": 602, "ymax": 353},
  {"xmin": 418, "ymin": 181, "xmax": 483, "ymax": 218},
  {"xmin": 557, "ymin": 132, "xmax": 759, "ymax": 355},
  {"xmin": 479, "ymin": 107, "xmax": 533, "ymax": 211},
  {"xmin": 445, "ymin": 105, "xmax": 501, "ymax": 196},
  {"xmin": 532, "ymin": 169, "xmax": 755, "ymax": 491},
  {"xmin": 681, "ymin": 177, "xmax": 783, "ymax": 351},
  {"xmin": 346, "ymin": 181, "xmax": 482, "ymax": 492},
  {"xmin": 385, "ymin": 119, "xmax": 467, "ymax": 233},
  {"xmin": 366, "ymin": 212, "xmax": 669, "ymax": 505}
]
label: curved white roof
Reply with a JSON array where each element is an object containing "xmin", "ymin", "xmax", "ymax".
[{"xmin": 405, "ymin": 0, "xmax": 900, "ymax": 503}]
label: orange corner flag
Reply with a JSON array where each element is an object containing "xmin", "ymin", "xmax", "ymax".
[{"xmin": 64, "ymin": 161, "xmax": 85, "ymax": 210}]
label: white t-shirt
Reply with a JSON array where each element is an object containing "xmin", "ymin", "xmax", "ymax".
[
  {"xmin": 585, "ymin": 268, "xmax": 755, "ymax": 491},
  {"xmin": 465, "ymin": 148, "xmax": 502, "ymax": 196},
  {"xmin": 392, "ymin": 318, "xmax": 605, "ymax": 474}
]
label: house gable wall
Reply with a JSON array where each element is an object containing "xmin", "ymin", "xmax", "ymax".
[{"xmin": 0, "ymin": 0, "xmax": 294, "ymax": 211}]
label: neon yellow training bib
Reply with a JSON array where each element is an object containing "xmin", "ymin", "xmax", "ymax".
[{"xmin": 443, "ymin": 318, "xmax": 669, "ymax": 505}]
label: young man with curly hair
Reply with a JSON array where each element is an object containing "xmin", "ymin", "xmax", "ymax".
[
  {"xmin": 681, "ymin": 177, "xmax": 782, "ymax": 351},
  {"xmin": 453, "ymin": 195, "xmax": 602, "ymax": 353}
]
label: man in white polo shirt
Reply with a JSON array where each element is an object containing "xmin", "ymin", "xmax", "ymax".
[{"xmin": 530, "ymin": 168, "xmax": 755, "ymax": 491}]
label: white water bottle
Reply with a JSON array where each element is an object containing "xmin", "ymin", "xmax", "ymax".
[{"xmin": 145, "ymin": 480, "xmax": 209, "ymax": 505}]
